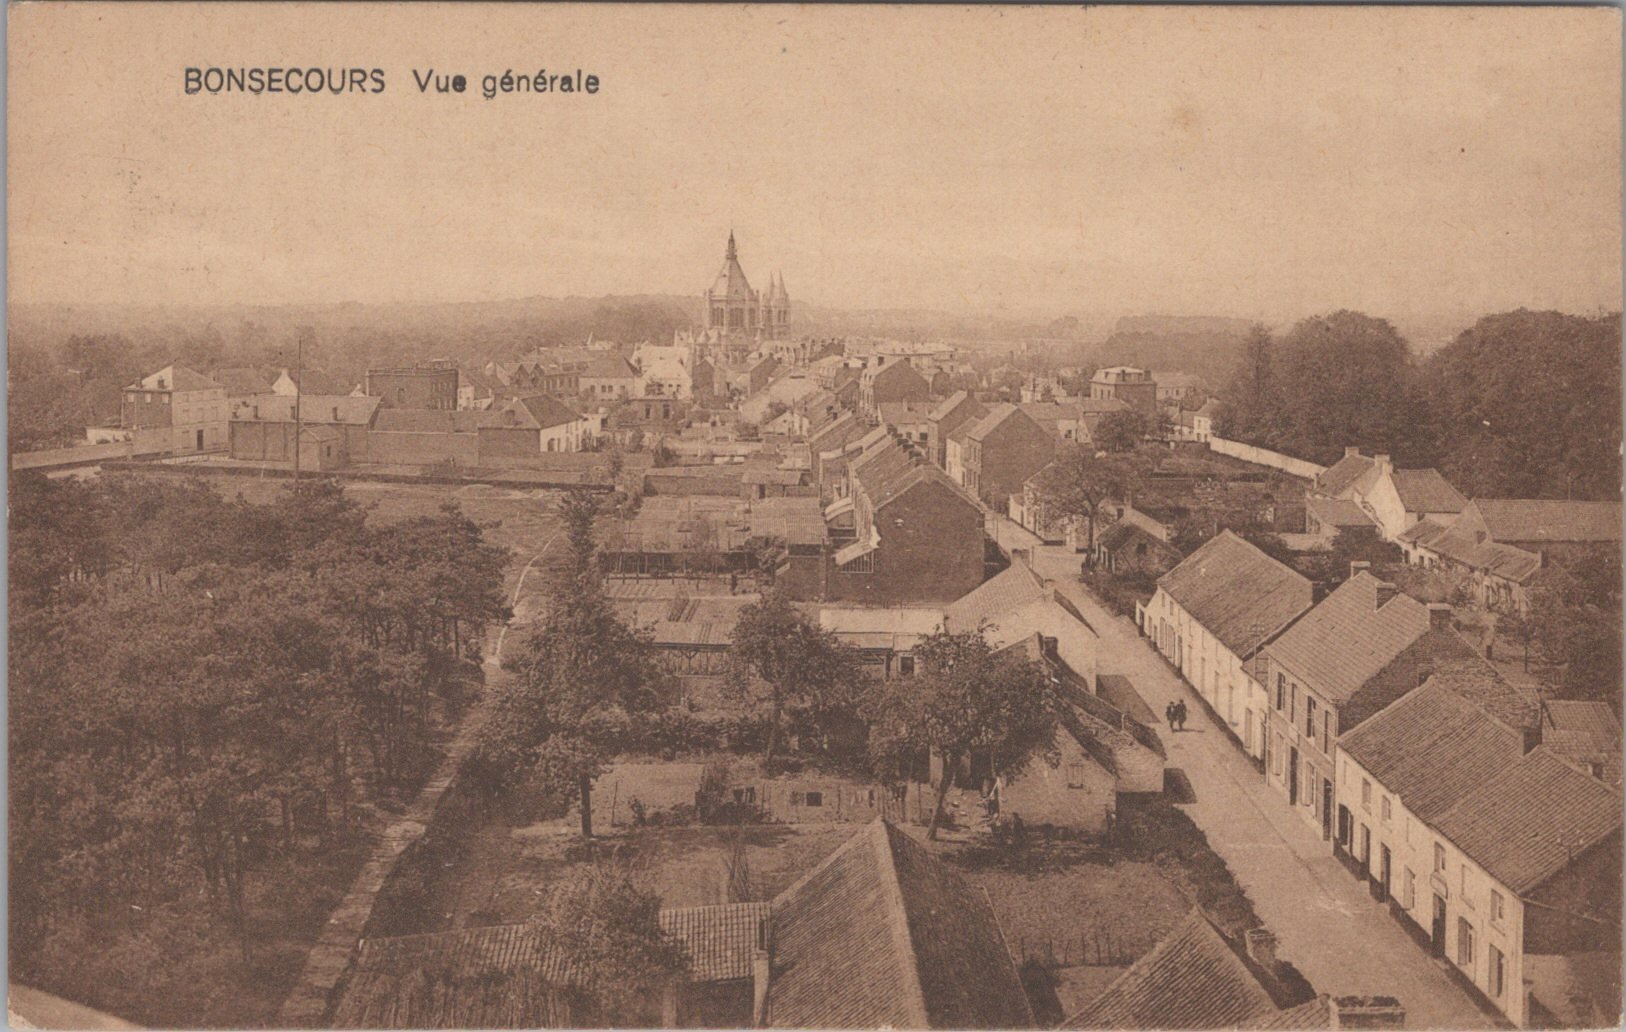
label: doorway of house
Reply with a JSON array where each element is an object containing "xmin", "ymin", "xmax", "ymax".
[
  {"xmin": 1321, "ymin": 779, "xmax": 1334, "ymax": 840},
  {"xmin": 1431, "ymin": 895, "xmax": 1448, "ymax": 955},
  {"xmin": 1379, "ymin": 845, "xmax": 1392, "ymax": 902},
  {"xmin": 196, "ymin": 428, "xmax": 204, "ymax": 450},
  {"xmin": 1288, "ymin": 748, "xmax": 1299, "ymax": 805}
]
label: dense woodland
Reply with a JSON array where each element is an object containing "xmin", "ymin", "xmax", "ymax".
[
  {"xmin": 8, "ymin": 473, "xmax": 509, "ymax": 1018},
  {"xmin": 1215, "ymin": 309, "xmax": 1623, "ymax": 500}
]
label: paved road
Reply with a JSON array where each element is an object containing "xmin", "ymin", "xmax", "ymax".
[{"xmin": 1028, "ymin": 543, "xmax": 1502, "ymax": 1031}]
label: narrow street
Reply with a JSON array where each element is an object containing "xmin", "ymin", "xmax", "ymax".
[{"xmin": 1026, "ymin": 541, "xmax": 1504, "ymax": 1031}]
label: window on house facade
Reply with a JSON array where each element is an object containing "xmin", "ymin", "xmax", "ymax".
[
  {"xmin": 1488, "ymin": 946, "xmax": 1505, "ymax": 997},
  {"xmin": 1457, "ymin": 918, "xmax": 1475, "ymax": 968},
  {"xmin": 1361, "ymin": 779, "xmax": 1372, "ymax": 810},
  {"xmin": 1403, "ymin": 868, "xmax": 1416, "ymax": 909},
  {"xmin": 1381, "ymin": 796, "xmax": 1392, "ymax": 823},
  {"xmin": 1323, "ymin": 711, "xmax": 1333, "ymax": 753},
  {"xmin": 1434, "ymin": 842, "xmax": 1447, "ymax": 873},
  {"xmin": 1491, "ymin": 890, "xmax": 1505, "ymax": 923},
  {"xmin": 1305, "ymin": 697, "xmax": 1318, "ymax": 739},
  {"xmin": 804, "ymin": 791, "xmax": 823, "ymax": 807},
  {"xmin": 898, "ymin": 655, "xmax": 915, "ymax": 676},
  {"xmin": 1276, "ymin": 674, "xmax": 1286, "ymax": 710},
  {"xmin": 1067, "ymin": 763, "xmax": 1089, "ymax": 789},
  {"xmin": 1461, "ymin": 864, "xmax": 1472, "ymax": 905}
]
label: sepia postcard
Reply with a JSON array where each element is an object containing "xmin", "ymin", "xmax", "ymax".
[{"xmin": 6, "ymin": 4, "xmax": 1623, "ymax": 1030}]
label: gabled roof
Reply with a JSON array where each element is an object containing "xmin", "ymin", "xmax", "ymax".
[
  {"xmin": 1389, "ymin": 469, "xmax": 1468, "ymax": 514},
  {"xmin": 1471, "ymin": 499, "xmax": 1624, "ymax": 544},
  {"xmin": 1416, "ymin": 526, "xmax": 1544, "ymax": 583},
  {"xmin": 1314, "ymin": 452, "xmax": 1376, "ymax": 498},
  {"xmin": 581, "ymin": 354, "xmax": 639, "ymax": 379},
  {"xmin": 1077, "ymin": 397, "xmax": 1131, "ymax": 414},
  {"xmin": 1158, "ymin": 532, "xmax": 1314, "ymax": 659},
  {"xmin": 1542, "ymin": 701, "xmax": 1624, "ymax": 785},
  {"xmin": 1396, "ymin": 516, "xmax": 1450, "ymax": 547},
  {"xmin": 966, "ymin": 404, "xmax": 1024, "ymax": 443},
  {"xmin": 279, "ymin": 367, "xmax": 352, "ymax": 395},
  {"xmin": 928, "ymin": 389, "xmax": 974, "ymax": 422},
  {"xmin": 768, "ymin": 819, "xmax": 1033, "ymax": 1029},
  {"xmin": 1064, "ymin": 909, "xmax": 1279, "ymax": 1030},
  {"xmin": 1305, "ymin": 496, "xmax": 1377, "ymax": 529},
  {"xmin": 1261, "ymin": 573, "xmax": 1434, "ymax": 705},
  {"xmin": 211, "ymin": 366, "xmax": 274, "ymax": 395},
  {"xmin": 876, "ymin": 401, "xmax": 934, "ymax": 428},
  {"xmin": 129, "ymin": 364, "xmax": 222, "ymax": 392},
  {"xmin": 944, "ymin": 559, "xmax": 1050, "ymax": 632},
  {"xmin": 1433, "ymin": 748, "xmax": 1623, "ymax": 895},
  {"xmin": 1339, "ymin": 676, "xmax": 1527, "ymax": 822},
  {"xmin": 513, "ymin": 394, "xmax": 585, "ymax": 430},
  {"xmin": 659, "ymin": 902, "xmax": 773, "ymax": 982}
]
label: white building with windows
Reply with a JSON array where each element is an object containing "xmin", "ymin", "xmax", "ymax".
[
  {"xmin": 1334, "ymin": 671, "xmax": 1620, "ymax": 1028},
  {"xmin": 1142, "ymin": 531, "xmax": 1314, "ymax": 761}
]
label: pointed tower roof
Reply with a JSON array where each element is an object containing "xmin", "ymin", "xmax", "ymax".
[{"xmin": 709, "ymin": 231, "xmax": 754, "ymax": 301}]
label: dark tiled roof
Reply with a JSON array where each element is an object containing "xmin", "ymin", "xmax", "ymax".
[
  {"xmin": 1306, "ymin": 496, "xmax": 1377, "ymax": 528},
  {"xmin": 1434, "ymin": 748, "xmax": 1623, "ymax": 894},
  {"xmin": 1542, "ymin": 701, "xmax": 1624, "ymax": 785},
  {"xmin": 514, "ymin": 394, "xmax": 585, "ymax": 430},
  {"xmin": 1064, "ymin": 909, "xmax": 1278, "ymax": 1030},
  {"xmin": 282, "ymin": 367, "xmax": 352, "ymax": 394},
  {"xmin": 1339, "ymin": 677, "xmax": 1527, "ymax": 822},
  {"xmin": 1396, "ymin": 517, "xmax": 1449, "ymax": 547},
  {"xmin": 1262, "ymin": 573, "xmax": 1430, "ymax": 705},
  {"xmin": 1158, "ymin": 532, "xmax": 1314, "ymax": 659},
  {"xmin": 927, "ymin": 389, "xmax": 972, "ymax": 422},
  {"xmin": 768, "ymin": 819, "xmax": 1032, "ymax": 1029},
  {"xmin": 1472, "ymin": 499, "xmax": 1624, "ymax": 544},
  {"xmin": 1314, "ymin": 453, "xmax": 1375, "ymax": 497},
  {"xmin": 1389, "ymin": 469, "xmax": 1468, "ymax": 514},
  {"xmin": 1418, "ymin": 527, "xmax": 1543, "ymax": 583},
  {"xmin": 1251, "ymin": 996, "xmax": 1334, "ymax": 1029},
  {"xmin": 658, "ymin": 902, "xmax": 771, "ymax": 983}
]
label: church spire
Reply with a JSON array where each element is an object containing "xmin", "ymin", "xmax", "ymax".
[{"xmin": 725, "ymin": 230, "xmax": 737, "ymax": 261}]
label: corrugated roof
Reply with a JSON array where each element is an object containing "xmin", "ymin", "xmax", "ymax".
[
  {"xmin": 1339, "ymin": 677, "xmax": 1527, "ymax": 822},
  {"xmin": 1472, "ymin": 499, "xmax": 1624, "ymax": 544},
  {"xmin": 1158, "ymin": 532, "xmax": 1314, "ymax": 659},
  {"xmin": 1064, "ymin": 909, "xmax": 1278, "ymax": 1030},
  {"xmin": 1261, "ymin": 573, "xmax": 1432, "ymax": 705},
  {"xmin": 767, "ymin": 819, "xmax": 1033, "ymax": 1029},
  {"xmin": 1433, "ymin": 748, "xmax": 1623, "ymax": 895}
]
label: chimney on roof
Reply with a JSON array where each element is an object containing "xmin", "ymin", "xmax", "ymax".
[
  {"xmin": 1243, "ymin": 927, "xmax": 1278, "ymax": 970},
  {"xmin": 1349, "ymin": 560, "xmax": 1372, "ymax": 579},
  {"xmin": 1329, "ymin": 996, "xmax": 1407, "ymax": 1030},
  {"xmin": 1346, "ymin": 446, "xmax": 1361, "ymax": 458},
  {"xmin": 1374, "ymin": 454, "xmax": 1393, "ymax": 474},
  {"xmin": 751, "ymin": 919, "xmax": 772, "ymax": 1028},
  {"xmin": 1426, "ymin": 603, "xmax": 1453, "ymax": 631},
  {"xmin": 1374, "ymin": 581, "xmax": 1398, "ymax": 609}
]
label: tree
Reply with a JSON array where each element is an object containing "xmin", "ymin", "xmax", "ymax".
[
  {"xmin": 727, "ymin": 591, "xmax": 858, "ymax": 774},
  {"xmin": 484, "ymin": 489, "xmax": 666, "ymax": 837},
  {"xmin": 1216, "ymin": 324, "xmax": 1280, "ymax": 446},
  {"xmin": 1094, "ymin": 409, "xmax": 1149, "ymax": 452},
  {"xmin": 1524, "ymin": 553, "xmax": 1624, "ymax": 707},
  {"xmin": 863, "ymin": 628, "xmax": 1059, "ymax": 840},
  {"xmin": 536, "ymin": 863, "xmax": 690, "ymax": 1023},
  {"xmin": 1031, "ymin": 444, "xmax": 1149, "ymax": 551},
  {"xmin": 1270, "ymin": 311, "xmax": 1424, "ymax": 466},
  {"xmin": 1422, "ymin": 310, "xmax": 1622, "ymax": 499}
]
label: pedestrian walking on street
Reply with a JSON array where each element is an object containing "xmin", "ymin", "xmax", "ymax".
[
  {"xmin": 1175, "ymin": 700, "xmax": 1188, "ymax": 731},
  {"xmin": 1165, "ymin": 701, "xmax": 1177, "ymax": 730}
]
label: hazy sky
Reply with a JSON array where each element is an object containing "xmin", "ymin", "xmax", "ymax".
[{"xmin": 9, "ymin": 4, "xmax": 1622, "ymax": 323}]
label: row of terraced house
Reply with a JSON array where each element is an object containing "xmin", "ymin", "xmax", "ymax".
[{"xmin": 1137, "ymin": 442, "xmax": 1623, "ymax": 1027}]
